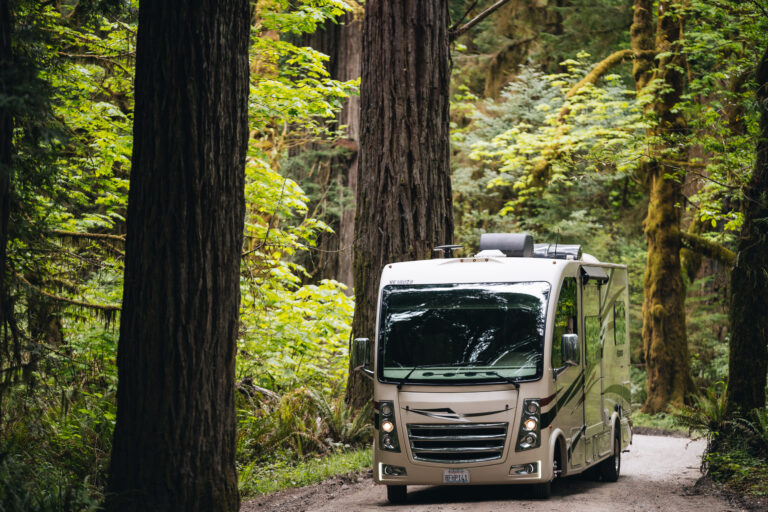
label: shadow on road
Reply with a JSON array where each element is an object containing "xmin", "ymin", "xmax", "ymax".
[{"xmin": 395, "ymin": 475, "xmax": 606, "ymax": 506}]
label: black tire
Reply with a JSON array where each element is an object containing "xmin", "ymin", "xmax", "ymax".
[
  {"xmin": 530, "ymin": 481, "xmax": 551, "ymax": 499},
  {"xmin": 600, "ymin": 434, "xmax": 621, "ymax": 482},
  {"xmin": 387, "ymin": 485, "xmax": 407, "ymax": 504}
]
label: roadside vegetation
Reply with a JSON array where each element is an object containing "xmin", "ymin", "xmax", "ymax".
[{"xmin": 1, "ymin": 0, "xmax": 767, "ymax": 510}]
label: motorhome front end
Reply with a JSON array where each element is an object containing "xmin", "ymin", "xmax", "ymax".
[{"xmin": 355, "ymin": 234, "xmax": 632, "ymax": 504}]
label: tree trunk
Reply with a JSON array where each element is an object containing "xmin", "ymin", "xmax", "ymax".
[
  {"xmin": 726, "ymin": 44, "xmax": 768, "ymax": 415},
  {"xmin": 303, "ymin": 13, "xmax": 361, "ymax": 290},
  {"xmin": 640, "ymin": 1, "xmax": 693, "ymax": 413},
  {"xmin": 346, "ymin": 0, "xmax": 454, "ymax": 407},
  {"xmin": 106, "ymin": 0, "xmax": 249, "ymax": 510},
  {"xmin": 335, "ymin": 14, "xmax": 362, "ymax": 290}
]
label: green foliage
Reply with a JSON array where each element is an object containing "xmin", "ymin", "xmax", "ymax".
[
  {"xmin": 705, "ymin": 449, "xmax": 768, "ymax": 496},
  {"xmin": 238, "ymin": 447, "xmax": 371, "ymax": 497},
  {"xmin": 701, "ymin": 407, "xmax": 768, "ymax": 496},
  {"xmin": 631, "ymin": 411, "xmax": 685, "ymax": 433},
  {"xmin": 236, "ymin": 386, "xmax": 371, "ymax": 463},
  {"xmin": 2, "ymin": 0, "xmax": 362, "ymax": 506},
  {"xmin": 675, "ymin": 382, "xmax": 730, "ymax": 440},
  {"xmin": 687, "ymin": 276, "xmax": 730, "ymax": 390},
  {"xmin": 0, "ymin": 449, "xmax": 101, "ymax": 512}
]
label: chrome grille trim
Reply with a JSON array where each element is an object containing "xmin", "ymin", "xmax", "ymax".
[{"xmin": 407, "ymin": 422, "xmax": 508, "ymax": 464}]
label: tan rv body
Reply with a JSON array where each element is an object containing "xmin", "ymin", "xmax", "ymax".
[{"xmin": 370, "ymin": 250, "xmax": 632, "ymax": 496}]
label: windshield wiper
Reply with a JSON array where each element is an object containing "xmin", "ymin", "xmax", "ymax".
[
  {"xmin": 397, "ymin": 363, "xmax": 467, "ymax": 390},
  {"xmin": 471, "ymin": 370, "xmax": 520, "ymax": 389}
]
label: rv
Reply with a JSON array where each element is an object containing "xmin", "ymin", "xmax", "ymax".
[{"xmin": 351, "ymin": 233, "xmax": 632, "ymax": 504}]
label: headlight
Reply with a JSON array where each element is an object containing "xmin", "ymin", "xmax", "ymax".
[
  {"xmin": 517, "ymin": 399, "xmax": 541, "ymax": 451},
  {"xmin": 520, "ymin": 432, "xmax": 537, "ymax": 449},
  {"xmin": 382, "ymin": 434, "xmax": 396, "ymax": 450},
  {"xmin": 378, "ymin": 401, "xmax": 400, "ymax": 452}
]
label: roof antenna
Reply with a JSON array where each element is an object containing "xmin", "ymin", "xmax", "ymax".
[
  {"xmin": 434, "ymin": 244, "xmax": 463, "ymax": 258},
  {"xmin": 553, "ymin": 231, "xmax": 560, "ymax": 258}
]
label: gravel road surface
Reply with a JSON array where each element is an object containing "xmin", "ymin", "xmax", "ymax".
[{"xmin": 242, "ymin": 435, "xmax": 743, "ymax": 512}]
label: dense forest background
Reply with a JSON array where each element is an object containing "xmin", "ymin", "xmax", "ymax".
[{"xmin": 0, "ymin": 0, "xmax": 767, "ymax": 509}]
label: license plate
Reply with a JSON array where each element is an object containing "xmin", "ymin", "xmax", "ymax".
[{"xmin": 443, "ymin": 468, "xmax": 470, "ymax": 484}]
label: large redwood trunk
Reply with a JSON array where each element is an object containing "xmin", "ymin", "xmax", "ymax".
[
  {"xmin": 106, "ymin": 0, "xmax": 249, "ymax": 509},
  {"xmin": 346, "ymin": 0, "xmax": 454, "ymax": 407},
  {"xmin": 726, "ymin": 45, "xmax": 768, "ymax": 415}
]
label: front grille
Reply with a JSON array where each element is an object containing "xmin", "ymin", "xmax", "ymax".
[{"xmin": 407, "ymin": 422, "xmax": 508, "ymax": 464}]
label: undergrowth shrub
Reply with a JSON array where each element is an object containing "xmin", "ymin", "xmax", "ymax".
[
  {"xmin": 675, "ymin": 383, "xmax": 768, "ymax": 495},
  {"xmin": 236, "ymin": 385, "xmax": 372, "ymax": 464}
]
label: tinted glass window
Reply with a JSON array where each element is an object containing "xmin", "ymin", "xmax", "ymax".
[
  {"xmin": 614, "ymin": 300, "xmax": 627, "ymax": 345},
  {"xmin": 552, "ymin": 277, "xmax": 579, "ymax": 368},
  {"xmin": 379, "ymin": 282, "xmax": 549, "ymax": 384}
]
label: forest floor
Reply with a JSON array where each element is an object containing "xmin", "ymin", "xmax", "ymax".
[{"xmin": 241, "ymin": 434, "xmax": 766, "ymax": 512}]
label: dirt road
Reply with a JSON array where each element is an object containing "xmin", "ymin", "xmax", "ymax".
[{"xmin": 242, "ymin": 435, "xmax": 742, "ymax": 512}]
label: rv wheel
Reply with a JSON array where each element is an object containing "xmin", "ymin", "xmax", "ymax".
[
  {"xmin": 387, "ymin": 485, "xmax": 407, "ymax": 504},
  {"xmin": 530, "ymin": 481, "xmax": 551, "ymax": 499},
  {"xmin": 600, "ymin": 434, "xmax": 621, "ymax": 482}
]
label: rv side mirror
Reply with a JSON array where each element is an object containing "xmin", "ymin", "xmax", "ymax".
[
  {"xmin": 351, "ymin": 337, "xmax": 374, "ymax": 380},
  {"xmin": 561, "ymin": 333, "xmax": 579, "ymax": 366}
]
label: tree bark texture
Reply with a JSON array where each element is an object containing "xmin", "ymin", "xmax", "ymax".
[
  {"xmin": 726, "ymin": 45, "xmax": 768, "ymax": 415},
  {"xmin": 106, "ymin": 1, "xmax": 249, "ymax": 510},
  {"xmin": 640, "ymin": 1, "xmax": 693, "ymax": 413},
  {"xmin": 303, "ymin": 13, "xmax": 361, "ymax": 290},
  {"xmin": 630, "ymin": 0, "xmax": 654, "ymax": 92},
  {"xmin": 346, "ymin": 0, "xmax": 454, "ymax": 407}
]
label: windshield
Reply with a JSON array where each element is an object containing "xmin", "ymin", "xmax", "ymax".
[{"xmin": 379, "ymin": 282, "xmax": 550, "ymax": 384}]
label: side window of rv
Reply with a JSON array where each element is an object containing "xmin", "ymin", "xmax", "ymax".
[
  {"xmin": 614, "ymin": 300, "xmax": 627, "ymax": 345},
  {"xmin": 552, "ymin": 277, "xmax": 578, "ymax": 368},
  {"xmin": 583, "ymin": 281, "xmax": 601, "ymax": 366}
]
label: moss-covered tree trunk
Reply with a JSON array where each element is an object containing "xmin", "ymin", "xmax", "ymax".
[
  {"xmin": 346, "ymin": 0, "xmax": 454, "ymax": 407},
  {"xmin": 106, "ymin": 0, "xmax": 249, "ymax": 509},
  {"xmin": 726, "ymin": 45, "xmax": 768, "ymax": 415},
  {"xmin": 631, "ymin": 0, "xmax": 694, "ymax": 413}
]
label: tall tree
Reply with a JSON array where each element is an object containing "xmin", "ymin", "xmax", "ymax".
[
  {"xmin": 298, "ymin": 12, "xmax": 362, "ymax": 290},
  {"xmin": 727, "ymin": 45, "xmax": 768, "ymax": 415},
  {"xmin": 346, "ymin": 0, "xmax": 454, "ymax": 407},
  {"xmin": 106, "ymin": 0, "xmax": 249, "ymax": 509},
  {"xmin": 630, "ymin": 0, "xmax": 694, "ymax": 413}
]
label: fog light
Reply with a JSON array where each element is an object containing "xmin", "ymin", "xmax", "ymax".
[
  {"xmin": 382, "ymin": 464, "xmax": 407, "ymax": 476},
  {"xmin": 523, "ymin": 418, "xmax": 538, "ymax": 431},
  {"xmin": 382, "ymin": 420, "xmax": 394, "ymax": 433},
  {"xmin": 509, "ymin": 461, "xmax": 539, "ymax": 476}
]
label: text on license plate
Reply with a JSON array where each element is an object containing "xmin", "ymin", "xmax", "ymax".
[{"xmin": 443, "ymin": 468, "xmax": 470, "ymax": 484}]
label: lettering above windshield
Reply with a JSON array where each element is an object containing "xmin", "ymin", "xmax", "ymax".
[{"xmin": 379, "ymin": 282, "xmax": 550, "ymax": 385}]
